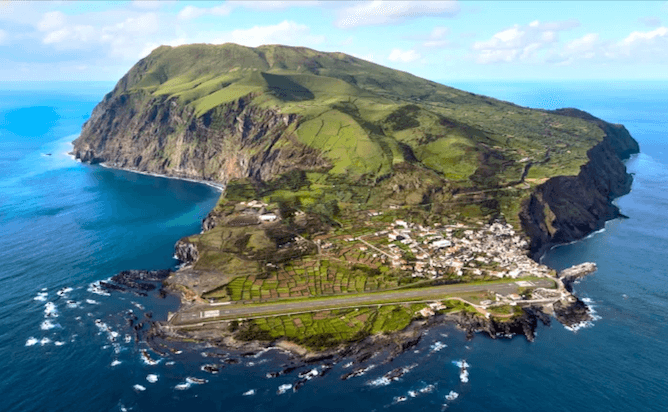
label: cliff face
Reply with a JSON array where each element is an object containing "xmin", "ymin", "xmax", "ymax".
[
  {"xmin": 73, "ymin": 91, "xmax": 328, "ymax": 184},
  {"xmin": 520, "ymin": 109, "xmax": 640, "ymax": 260}
]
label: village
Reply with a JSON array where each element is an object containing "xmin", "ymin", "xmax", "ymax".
[{"xmin": 210, "ymin": 199, "xmax": 583, "ymax": 316}]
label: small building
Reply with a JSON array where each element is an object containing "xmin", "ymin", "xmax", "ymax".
[
  {"xmin": 419, "ymin": 307, "xmax": 435, "ymax": 317},
  {"xmin": 432, "ymin": 239, "xmax": 451, "ymax": 249},
  {"xmin": 259, "ymin": 213, "xmax": 278, "ymax": 222}
]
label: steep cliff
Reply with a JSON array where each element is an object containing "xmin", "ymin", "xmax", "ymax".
[
  {"xmin": 74, "ymin": 91, "xmax": 328, "ymax": 184},
  {"xmin": 519, "ymin": 109, "xmax": 639, "ymax": 260}
]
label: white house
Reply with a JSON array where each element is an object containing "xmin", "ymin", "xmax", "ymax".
[{"xmin": 259, "ymin": 213, "xmax": 278, "ymax": 222}]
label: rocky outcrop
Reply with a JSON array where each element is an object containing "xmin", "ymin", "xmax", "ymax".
[
  {"xmin": 520, "ymin": 111, "xmax": 639, "ymax": 260},
  {"xmin": 99, "ymin": 269, "xmax": 171, "ymax": 295},
  {"xmin": 73, "ymin": 91, "xmax": 329, "ymax": 184},
  {"xmin": 553, "ymin": 297, "xmax": 592, "ymax": 326},
  {"xmin": 559, "ymin": 262, "xmax": 597, "ymax": 293},
  {"xmin": 174, "ymin": 240, "xmax": 199, "ymax": 265},
  {"xmin": 453, "ymin": 306, "xmax": 551, "ymax": 342}
]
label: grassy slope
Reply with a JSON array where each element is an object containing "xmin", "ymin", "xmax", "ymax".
[{"xmin": 117, "ymin": 43, "xmax": 604, "ymax": 192}]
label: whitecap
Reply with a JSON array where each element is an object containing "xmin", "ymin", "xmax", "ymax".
[
  {"xmin": 430, "ymin": 341, "xmax": 447, "ymax": 352},
  {"xmin": 140, "ymin": 350, "xmax": 161, "ymax": 366},
  {"xmin": 174, "ymin": 382, "xmax": 191, "ymax": 391},
  {"xmin": 394, "ymin": 396, "xmax": 407, "ymax": 403},
  {"xmin": 452, "ymin": 360, "xmax": 470, "ymax": 369},
  {"xmin": 111, "ymin": 360, "xmax": 122, "ymax": 367},
  {"xmin": 124, "ymin": 335, "xmax": 132, "ymax": 344},
  {"xmin": 445, "ymin": 391, "xmax": 459, "ymax": 401},
  {"xmin": 44, "ymin": 302, "xmax": 58, "ymax": 317},
  {"xmin": 34, "ymin": 292, "xmax": 48, "ymax": 302},
  {"xmin": 459, "ymin": 369, "xmax": 469, "ymax": 383},
  {"xmin": 408, "ymin": 390, "xmax": 418, "ymax": 398},
  {"xmin": 133, "ymin": 384, "xmax": 146, "ymax": 392},
  {"xmin": 419, "ymin": 384, "xmax": 435, "ymax": 394},
  {"xmin": 26, "ymin": 337, "xmax": 39, "ymax": 346},
  {"xmin": 88, "ymin": 281, "xmax": 110, "ymax": 296},
  {"xmin": 367, "ymin": 377, "xmax": 392, "ymax": 387},
  {"xmin": 453, "ymin": 360, "xmax": 470, "ymax": 383},
  {"xmin": 564, "ymin": 321, "xmax": 595, "ymax": 332},
  {"xmin": 57, "ymin": 287, "xmax": 73, "ymax": 297},
  {"xmin": 242, "ymin": 389, "xmax": 256, "ymax": 396},
  {"xmin": 276, "ymin": 384, "xmax": 292, "ymax": 395},
  {"xmin": 300, "ymin": 369, "xmax": 318, "ymax": 380},
  {"xmin": 54, "ymin": 341, "xmax": 65, "ymax": 346},
  {"xmin": 131, "ymin": 302, "xmax": 145, "ymax": 311},
  {"xmin": 40, "ymin": 337, "xmax": 51, "ymax": 346},
  {"xmin": 41, "ymin": 320, "xmax": 61, "ymax": 330},
  {"xmin": 86, "ymin": 299, "xmax": 99, "ymax": 305},
  {"xmin": 66, "ymin": 300, "xmax": 80, "ymax": 309},
  {"xmin": 146, "ymin": 374, "xmax": 158, "ymax": 383},
  {"xmin": 165, "ymin": 361, "xmax": 175, "ymax": 366}
]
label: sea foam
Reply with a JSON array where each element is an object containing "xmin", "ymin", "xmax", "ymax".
[
  {"xmin": 44, "ymin": 302, "xmax": 58, "ymax": 317},
  {"xmin": 41, "ymin": 320, "xmax": 61, "ymax": 330},
  {"xmin": 276, "ymin": 384, "xmax": 292, "ymax": 395}
]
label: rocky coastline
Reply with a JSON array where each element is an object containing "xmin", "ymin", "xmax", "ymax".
[{"xmin": 520, "ymin": 110, "xmax": 639, "ymax": 260}]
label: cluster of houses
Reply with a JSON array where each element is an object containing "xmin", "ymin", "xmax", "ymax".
[
  {"xmin": 355, "ymin": 220, "xmax": 552, "ymax": 281},
  {"xmin": 237, "ymin": 200, "xmax": 279, "ymax": 223}
]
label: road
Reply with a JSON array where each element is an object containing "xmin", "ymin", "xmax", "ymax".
[{"xmin": 170, "ymin": 278, "xmax": 555, "ymax": 326}]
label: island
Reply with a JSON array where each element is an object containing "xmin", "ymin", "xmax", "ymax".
[{"xmin": 72, "ymin": 43, "xmax": 639, "ymax": 360}]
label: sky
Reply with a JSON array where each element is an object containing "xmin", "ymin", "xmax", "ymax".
[{"xmin": 1, "ymin": 0, "xmax": 668, "ymax": 83}]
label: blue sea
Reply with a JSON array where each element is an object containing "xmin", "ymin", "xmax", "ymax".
[{"xmin": 1, "ymin": 80, "xmax": 666, "ymax": 412}]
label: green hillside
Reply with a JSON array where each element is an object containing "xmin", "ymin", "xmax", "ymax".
[{"xmin": 102, "ymin": 42, "xmax": 609, "ymax": 228}]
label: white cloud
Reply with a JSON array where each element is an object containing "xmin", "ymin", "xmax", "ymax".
[
  {"xmin": 423, "ymin": 26, "xmax": 452, "ymax": 47},
  {"xmin": 472, "ymin": 19, "xmax": 579, "ymax": 64},
  {"xmin": 638, "ymin": 17, "xmax": 662, "ymax": 28},
  {"xmin": 131, "ymin": 0, "xmax": 169, "ymax": 10},
  {"xmin": 233, "ymin": 1, "xmax": 320, "ymax": 11},
  {"xmin": 177, "ymin": 4, "xmax": 233, "ymax": 20},
  {"xmin": 213, "ymin": 20, "xmax": 325, "ymax": 48},
  {"xmin": 336, "ymin": 1, "xmax": 460, "ymax": 28},
  {"xmin": 177, "ymin": 1, "xmax": 318, "ymax": 20},
  {"xmin": 0, "ymin": 29, "xmax": 7, "ymax": 44},
  {"xmin": 563, "ymin": 33, "xmax": 599, "ymax": 56},
  {"xmin": 37, "ymin": 11, "xmax": 66, "ymax": 32},
  {"xmin": 548, "ymin": 27, "xmax": 668, "ymax": 65},
  {"xmin": 388, "ymin": 48, "xmax": 421, "ymax": 63},
  {"xmin": 36, "ymin": 10, "xmax": 161, "ymax": 60}
]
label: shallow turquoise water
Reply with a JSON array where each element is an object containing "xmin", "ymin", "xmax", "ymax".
[{"xmin": 1, "ymin": 81, "xmax": 666, "ymax": 411}]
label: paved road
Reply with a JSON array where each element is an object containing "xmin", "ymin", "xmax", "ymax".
[{"xmin": 170, "ymin": 279, "xmax": 555, "ymax": 326}]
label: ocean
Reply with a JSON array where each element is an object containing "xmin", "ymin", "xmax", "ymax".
[{"xmin": 1, "ymin": 80, "xmax": 666, "ymax": 412}]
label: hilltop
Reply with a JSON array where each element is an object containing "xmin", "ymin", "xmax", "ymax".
[{"xmin": 74, "ymin": 43, "xmax": 638, "ymax": 353}]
